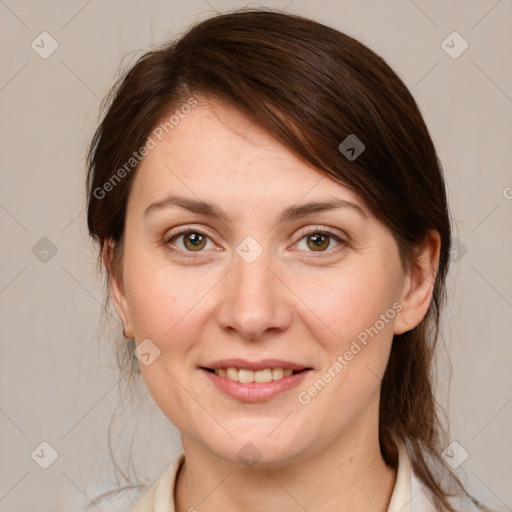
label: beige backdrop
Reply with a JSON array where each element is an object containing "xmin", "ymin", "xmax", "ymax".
[{"xmin": 1, "ymin": 0, "xmax": 511, "ymax": 510}]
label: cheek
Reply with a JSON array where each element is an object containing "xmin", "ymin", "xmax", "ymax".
[
  {"xmin": 123, "ymin": 246, "xmax": 208, "ymax": 341},
  {"xmin": 332, "ymin": 267, "xmax": 398, "ymax": 367},
  {"xmin": 294, "ymin": 260, "xmax": 400, "ymax": 348}
]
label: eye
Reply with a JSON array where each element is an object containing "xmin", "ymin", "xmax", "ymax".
[
  {"xmin": 165, "ymin": 229, "xmax": 216, "ymax": 257},
  {"xmin": 164, "ymin": 226, "xmax": 348, "ymax": 259},
  {"xmin": 293, "ymin": 227, "xmax": 347, "ymax": 256}
]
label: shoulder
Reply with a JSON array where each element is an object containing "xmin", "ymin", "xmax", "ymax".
[
  {"xmin": 131, "ymin": 453, "xmax": 185, "ymax": 512},
  {"xmin": 82, "ymin": 485, "xmax": 147, "ymax": 512},
  {"xmin": 409, "ymin": 460, "xmax": 483, "ymax": 512},
  {"xmin": 390, "ymin": 439, "xmax": 438, "ymax": 512},
  {"xmin": 410, "ymin": 469, "xmax": 437, "ymax": 512}
]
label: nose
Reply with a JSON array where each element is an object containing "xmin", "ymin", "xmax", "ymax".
[{"xmin": 215, "ymin": 245, "xmax": 292, "ymax": 341}]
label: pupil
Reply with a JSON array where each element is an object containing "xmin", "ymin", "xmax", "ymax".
[{"xmin": 188, "ymin": 233, "xmax": 203, "ymax": 246}]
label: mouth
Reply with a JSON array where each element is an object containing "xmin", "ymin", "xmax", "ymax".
[{"xmin": 199, "ymin": 359, "xmax": 313, "ymax": 402}]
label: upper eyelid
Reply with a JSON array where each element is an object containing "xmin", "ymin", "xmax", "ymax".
[{"xmin": 165, "ymin": 224, "xmax": 346, "ymax": 239}]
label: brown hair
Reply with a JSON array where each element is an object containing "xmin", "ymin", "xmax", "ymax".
[{"xmin": 86, "ymin": 8, "xmax": 489, "ymax": 510}]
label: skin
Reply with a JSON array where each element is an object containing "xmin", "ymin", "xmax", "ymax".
[{"xmin": 106, "ymin": 95, "xmax": 441, "ymax": 512}]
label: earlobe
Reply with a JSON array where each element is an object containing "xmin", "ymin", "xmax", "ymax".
[
  {"xmin": 102, "ymin": 239, "xmax": 134, "ymax": 338},
  {"xmin": 393, "ymin": 230, "xmax": 441, "ymax": 335}
]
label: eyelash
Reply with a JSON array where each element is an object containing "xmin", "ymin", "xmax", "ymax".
[{"xmin": 163, "ymin": 226, "xmax": 348, "ymax": 259}]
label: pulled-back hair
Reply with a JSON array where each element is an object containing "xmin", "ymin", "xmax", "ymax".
[{"xmin": 86, "ymin": 8, "xmax": 489, "ymax": 510}]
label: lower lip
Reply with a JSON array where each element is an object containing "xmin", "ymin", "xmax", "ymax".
[{"xmin": 201, "ymin": 369, "xmax": 311, "ymax": 403}]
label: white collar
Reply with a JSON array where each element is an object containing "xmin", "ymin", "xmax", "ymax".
[{"xmin": 387, "ymin": 439, "xmax": 413, "ymax": 512}]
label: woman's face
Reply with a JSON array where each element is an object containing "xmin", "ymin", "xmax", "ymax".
[{"xmin": 111, "ymin": 96, "xmax": 417, "ymax": 467}]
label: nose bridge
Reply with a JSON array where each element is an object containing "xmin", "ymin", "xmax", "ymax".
[{"xmin": 217, "ymin": 238, "xmax": 290, "ymax": 339}]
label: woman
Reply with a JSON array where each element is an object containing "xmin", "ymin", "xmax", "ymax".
[{"xmin": 86, "ymin": 8, "xmax": 491, "ymax": 512}]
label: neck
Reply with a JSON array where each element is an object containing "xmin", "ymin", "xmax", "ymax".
[{"xmin": 175, "ymin": 402, "xmax": 397, "ymax": 512}]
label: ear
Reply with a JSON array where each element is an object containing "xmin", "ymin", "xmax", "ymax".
[
  {"xmin": 394, "ymin": 230, "xmax": 441, "ymax": 335},
  {"xmin": 102, "ymin": 239, "xmax": 133, "ymax": 338}
]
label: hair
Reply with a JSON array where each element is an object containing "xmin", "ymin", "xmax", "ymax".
[{"xmin": 86, "ymin": 7, "xmax": 490, "ymax": 511}]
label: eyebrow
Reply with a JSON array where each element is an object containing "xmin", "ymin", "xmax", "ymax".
[{"xmin": 143, "ymin": 194, "xmax": 367, "ymax": 222}]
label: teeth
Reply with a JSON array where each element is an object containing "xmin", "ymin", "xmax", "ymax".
[
  {"xmin": 238, "ymin": 369, "xmax": 254, "ymax": 383},
  {"xmin": 255, "ymin": 369, "xmax": 272, "ymax": 383},
  {"xmin": 226, "ymin": 367, "xmax": 238, "ymax": 381},
  {"xmin": 272, "ymin": 368, "xmax": 283, "ymax": 380},
  {"xmin": 214, "ymin": 367, "xmax": 298, "ymax": 383}
]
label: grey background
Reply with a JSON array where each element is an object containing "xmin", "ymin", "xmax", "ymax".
[{"xmin": 0, "ymin": 0, "xmax": 511, "ymax": 510}]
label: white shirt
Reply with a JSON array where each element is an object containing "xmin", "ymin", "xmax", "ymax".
[{"xmin": 131, "ymin": 440, "xmax": 439, "ymax": 511}]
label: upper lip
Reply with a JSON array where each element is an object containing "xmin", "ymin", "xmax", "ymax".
[{"xmin": 201, "ymin": 358, "xmax": 311, "ymax": 371}]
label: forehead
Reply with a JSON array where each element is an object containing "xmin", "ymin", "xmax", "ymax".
[{"xmin": 130, "ymin": 97, "xmax": 365, "ymax": 212}]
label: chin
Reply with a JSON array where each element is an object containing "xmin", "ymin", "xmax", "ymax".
[{"xmin": 200, "ymin": 431, "xmax": 307, "ymax": 469}]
